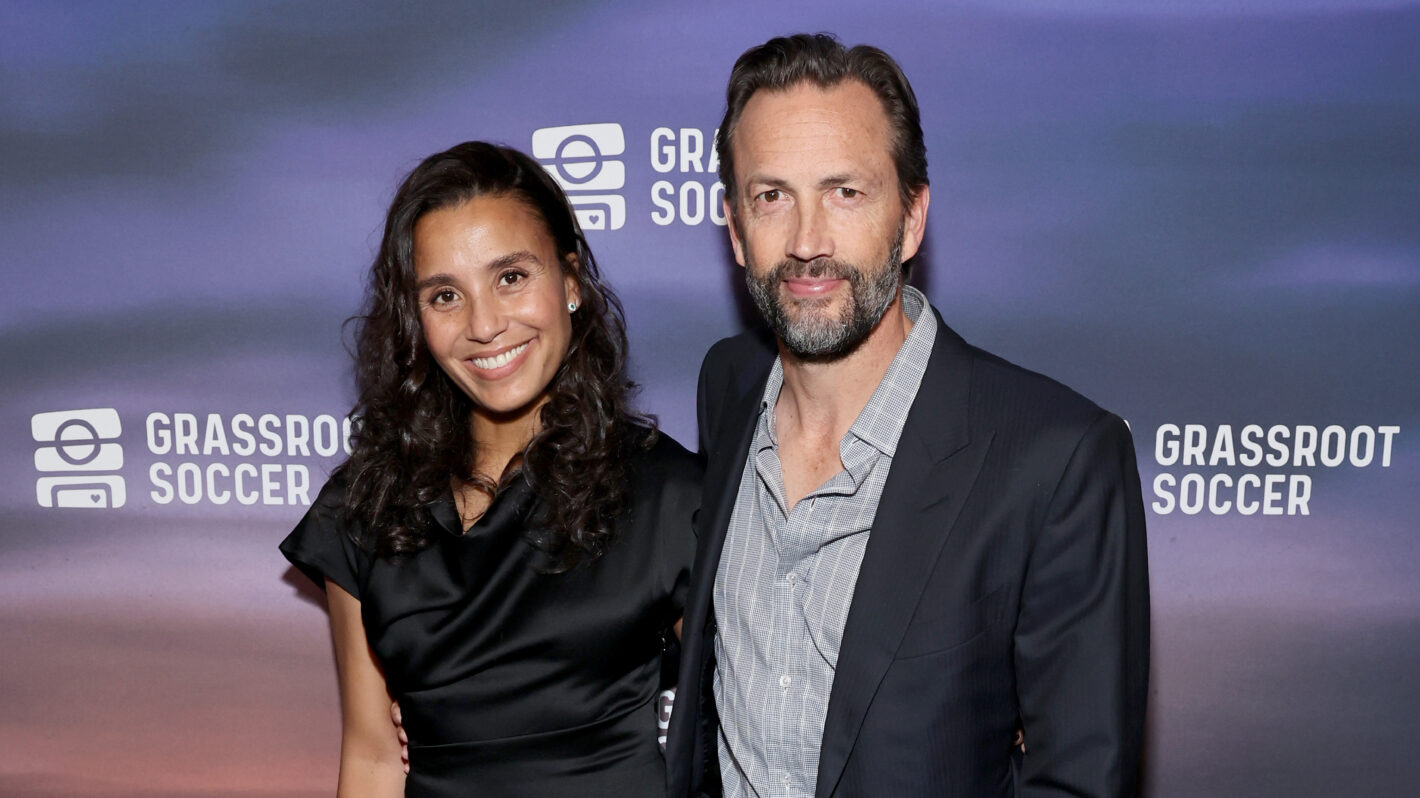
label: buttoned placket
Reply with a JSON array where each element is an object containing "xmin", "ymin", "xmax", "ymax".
[{"xmin": 757, "ymin": 428, "xmax": 878, "ymax": 797}]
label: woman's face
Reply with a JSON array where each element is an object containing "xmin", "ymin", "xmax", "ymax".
[{"xmin": 413, "ymin": 195, "xmax": 579, "ymax": 427}]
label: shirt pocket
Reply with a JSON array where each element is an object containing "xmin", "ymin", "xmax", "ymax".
[{"xmin": 894, "ymin": 583, "xmax": 1009, "ymax": 660}]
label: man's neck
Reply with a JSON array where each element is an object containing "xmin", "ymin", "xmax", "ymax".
[{"xmin": 776, "ymin": 292, "xmax": 914, "ymax": 444}]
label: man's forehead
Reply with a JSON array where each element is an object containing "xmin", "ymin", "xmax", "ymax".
[
  {"xmin": 740, "ymin": 79, "xmax": 886, "ymax": 128},
  {"xmin": 734, "ymin": 80, "xmax": 894, "ymax": 175}
]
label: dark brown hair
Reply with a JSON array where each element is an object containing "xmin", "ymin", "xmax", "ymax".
[
  {"xmin": 336, "ymin": 141, "xmax": 651, "ymax": 571},
  {"xmin": 716, "ymin": 33, "xmax": 929, "ymax": 210}
]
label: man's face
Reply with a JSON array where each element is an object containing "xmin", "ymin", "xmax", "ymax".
[{"xmin": 725, "ymin": 79, "xmax": 928, "ymax": 359}]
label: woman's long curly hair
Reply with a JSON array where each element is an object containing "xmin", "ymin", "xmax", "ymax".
[{"xmin": 336, "ymin": 141, "xmax": 652, "ymax": 571}]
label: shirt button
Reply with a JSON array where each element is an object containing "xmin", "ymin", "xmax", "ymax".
[
  {"xmin": 779, "ymin": 674, "xmax": 792, "ymax": 688},
  {"xmin": 782, "ymin": 773, "xmax": 791, "ymax": 786},
  {"xmin": 785, "ymin": 572, "xmax": 797, "ymax": 584}
]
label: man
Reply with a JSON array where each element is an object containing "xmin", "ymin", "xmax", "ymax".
[{"xmin": 665, "ymin": 34, "xmax": 1150, "ymax": 798}]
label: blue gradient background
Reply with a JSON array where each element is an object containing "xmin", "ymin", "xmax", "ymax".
[{"xmin": 2, "ymin": 1, "xmax": 1417, "ymax": 795}]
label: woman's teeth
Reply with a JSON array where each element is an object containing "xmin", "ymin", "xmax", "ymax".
[{"xmin": 472, "ymin": 342, "xmax": 528, "ymax": 370}]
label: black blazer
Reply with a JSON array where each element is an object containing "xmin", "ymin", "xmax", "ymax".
[{"xmin": 666, "ymin": 311, "xmax": 1149, "ymax": 798}]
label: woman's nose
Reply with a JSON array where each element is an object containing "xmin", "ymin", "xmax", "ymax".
[{"xmin": 462, "ymin": 295, "xmax": 507, "ymax": 343}]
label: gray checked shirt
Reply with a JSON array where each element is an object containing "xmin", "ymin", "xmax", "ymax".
[{"xmin": 713, "ymin": 285, "xmax": 937, "ymax": 798}]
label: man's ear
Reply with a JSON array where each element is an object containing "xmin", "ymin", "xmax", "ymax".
[
  {"xmin": 723, "ymin": 197, "xmax": 746, "ymax": 267},
  {"xmin": 899, "ymin": 185, "xmax": 931, "ymax": 263}
]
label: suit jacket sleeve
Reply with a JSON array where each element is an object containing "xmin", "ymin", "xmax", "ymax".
[
  {"xmin": 697, "ymin": 343, "xmax": 715, "ymax": 456},
  {"xmin": 666, "ymin": 339, "xmax": 736, "ymax": 798},
  {"xmin": 1015, "ymin": 412, "xmax": 1150, "ymax": 797}
]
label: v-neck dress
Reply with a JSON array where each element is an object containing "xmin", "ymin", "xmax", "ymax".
[{"xmin": 280, "ymin": 435, "xmax": 701, "ymax": 797}]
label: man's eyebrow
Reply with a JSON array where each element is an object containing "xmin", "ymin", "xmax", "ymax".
[
  {"xmin": 743, "ymin": 174, "xmax": 866, "ymax": 192},
  {"xmin": 744, "ymin": 174, "xmax": 789, "ymax": 190},
  {"xmin": 413, "ymin": 250, "xmax": 540, "ymax": 291},
  {"xmin": 817, "ymin": 174, "xmax": 856, "ymax": 189}
]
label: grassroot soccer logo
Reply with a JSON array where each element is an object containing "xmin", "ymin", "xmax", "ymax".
[
  {"xmin": 532, "ymin": 123, "xmax": 627, "ymax": 231},
  {"xmin": 532, "ymin": 123, "xmax": 727, "ymax": 229},
  {"xmin": 32, "ymin": 408, "xmax": 126, "ymax": 509},
  {"xmin": 29, "ymin": 408, "xmax": 353, "ymax": 509}
]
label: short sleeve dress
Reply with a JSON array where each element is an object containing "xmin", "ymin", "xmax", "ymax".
[{"xmin": 280, "ymin": 435, "xmax": 702, "ymax": 798}]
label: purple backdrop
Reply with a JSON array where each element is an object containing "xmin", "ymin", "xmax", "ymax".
[{"xmin": 2, "ymin": 2, "xmax": 1417, "ymax": 796}]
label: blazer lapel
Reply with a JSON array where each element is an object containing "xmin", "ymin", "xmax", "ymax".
[{"xmin": 816, "ymin": 315, "xmax": 993, "ymax": 797}]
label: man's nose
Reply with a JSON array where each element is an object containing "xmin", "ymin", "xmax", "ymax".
[{"xmin": 787, "ymin": 202, "xmax": 833, "ymax": 262}]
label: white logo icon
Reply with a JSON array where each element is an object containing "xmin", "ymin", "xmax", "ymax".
[
  {"xmin": 532, "ymin": 123, "xmax": 627, "ymax": 231},
  {"xmin": 32, "ymin": 408, "xmax": 126, "ymax": 508}
]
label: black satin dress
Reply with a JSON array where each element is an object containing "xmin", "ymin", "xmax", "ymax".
[{"xmin": 280, "ymin": 436, "xmax": 701, "ymax": 797}]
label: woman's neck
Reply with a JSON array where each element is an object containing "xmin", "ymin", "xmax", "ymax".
[
  {"xmin": 454, "ymin": 402, "xmax": 544, "ymax": 531},
  {"xmin": 468, "ymin": 399, "xmax": 545, "ymax": 482}
]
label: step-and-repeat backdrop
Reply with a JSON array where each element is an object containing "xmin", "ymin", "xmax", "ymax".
[{"xmin": 3, "ymin": 2, "xmax": 1416, "ymax": 796}]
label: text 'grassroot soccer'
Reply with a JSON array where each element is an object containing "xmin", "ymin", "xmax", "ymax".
[
  {"xmin": 1150, "ymin": 423, "xmax": 1401, "ymax": 516},
  {"xmin": 145, "ymin": 412, "xmax": 354, "ymax": 506},
  {"xmin": 29, "ymin": 408, "xmax": 355, "ymax": 510},
  {"xmin": 650, "ymin": 127, "xmax": 726, "ymax": 227}
]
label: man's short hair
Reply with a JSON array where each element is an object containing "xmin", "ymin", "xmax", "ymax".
[{"xmin": 716, "ymin": 33, "xmax": 929, "ymax": 212}]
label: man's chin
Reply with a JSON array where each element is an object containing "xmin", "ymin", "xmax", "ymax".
[
  {"xmin": 775, "ymin": 294, "xmax": 902, "ymax": 361},
  {"xmin": 777, "ymin": 321, "xmax": 865, "ymax": 361}
]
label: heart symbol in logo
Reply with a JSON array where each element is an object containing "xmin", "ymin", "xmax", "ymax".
[{"xmin": 91, "ymin": 493, "xmax": 102, "ymax": 503}]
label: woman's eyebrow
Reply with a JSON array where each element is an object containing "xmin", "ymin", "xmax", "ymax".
[
  {"xmin": 414, "ymin": 251, "xmax": 541, "ymax": 291},
  {"xmin": 482, "ymin": 250, "xmax": 540, "ymax": 272}
]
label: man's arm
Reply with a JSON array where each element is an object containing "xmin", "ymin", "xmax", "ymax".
[
  {"xmin": 696, "ymin": 343, "xmax": 719, "ymax": 456},
  {"xmin": 1014, "ymin": 412, "xmax": 1150, "ymax": 797}
]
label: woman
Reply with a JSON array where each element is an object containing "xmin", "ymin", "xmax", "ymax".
[{"xmin": 281, "ymin": 142, "xmax": 700, "ymax": 797}]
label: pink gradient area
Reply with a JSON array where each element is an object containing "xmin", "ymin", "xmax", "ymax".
[{"xmin": 0, "ymin": 602, "xmax": 338, "ymax": 797}]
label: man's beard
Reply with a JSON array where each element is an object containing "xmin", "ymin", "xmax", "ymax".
[{"xmin": 745, "ymin": 223, "xmax": 905, "ymax": 360}]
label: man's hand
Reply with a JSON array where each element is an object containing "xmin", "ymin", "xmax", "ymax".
[{"xmin": 391, "ymin": 700, "xmax": 409, "ymax": 774}]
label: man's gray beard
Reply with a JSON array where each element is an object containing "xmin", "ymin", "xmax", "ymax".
[{"xmin": 745, "ymin": 224, "xmax": 905, "ymax": 360}]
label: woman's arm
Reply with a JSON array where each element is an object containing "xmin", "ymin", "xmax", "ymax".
[{"xmin": 327, "ymin": 579, "xmax": 406, "ymax": 798}]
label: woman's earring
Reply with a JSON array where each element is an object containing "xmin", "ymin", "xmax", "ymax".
[{"xmin": 568, "ymin": 301, "xmax": 578, "ymax": 312}]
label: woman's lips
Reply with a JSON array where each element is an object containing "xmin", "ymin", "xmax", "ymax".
[{"xmin": 467, "ymin": 340, "xmax": 531, "ymax": 377}]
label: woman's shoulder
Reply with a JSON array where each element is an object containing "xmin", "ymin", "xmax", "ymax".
[
  {"xmin": 280, "ymin": 472, "xmax": 372, "ymax": 596},
  {"xmin": 617, "ymin": 431, "xmax": 699, "ymax": 603},
  {"xmin": 629, "ymin": 429, "xmax": 704, "ymax": 485},
  {"xmin": 305, "ymin": 473, "xmax": 353, "ymax": 525},
  {"xmin": 292, "ymin": 474, "xmax": 380, "ymax": 553}
]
